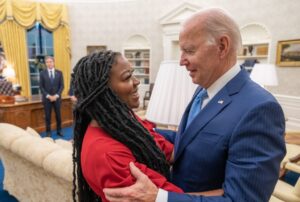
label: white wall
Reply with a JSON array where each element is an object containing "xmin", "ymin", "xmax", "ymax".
[{"xmin": 68, "ymin": 0, "xmax": 300, "ymax": 96}]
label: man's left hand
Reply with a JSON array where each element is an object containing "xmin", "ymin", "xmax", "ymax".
[{"xmin": 103, "ymin": 162, "xmax": 158, "ymax": 202}]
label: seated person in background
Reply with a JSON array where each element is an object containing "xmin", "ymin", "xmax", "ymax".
[{"xmin": 72, "ymin": 51, "xmax": 183, "ymax": 202}]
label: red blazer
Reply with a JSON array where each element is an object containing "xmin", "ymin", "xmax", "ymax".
[{"xmin": 81, "ymin": 117, "xmax": 183, "ymax": 201}]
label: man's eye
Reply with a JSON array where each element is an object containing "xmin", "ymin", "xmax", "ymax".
[{"xmin": 186, "ymin": 50, "xmax": 194, "ymax": 54}]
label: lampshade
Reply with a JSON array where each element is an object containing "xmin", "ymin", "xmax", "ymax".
[
  {"xmin": 2, "ymin": 64, "xmax": 16, "ymax": 82},
  {"xmin": 146, "ymin": 60, "xmax": 197, "ymax": 126},
  {"xmin": 250, "ymin": 64, "xmax": 278, "ymax": 87}
]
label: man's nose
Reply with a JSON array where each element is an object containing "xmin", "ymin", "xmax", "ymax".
[{"xmin": 180, "ymin": 54, "xmax": 187, "ymax": 66}]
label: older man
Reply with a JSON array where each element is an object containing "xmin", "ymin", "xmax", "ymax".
[{"xmin": 104, "ymin": 8, "xmax": 286, "ymax": 202}]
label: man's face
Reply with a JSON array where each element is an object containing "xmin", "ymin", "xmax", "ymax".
[
  {"xmin": 45, "ymin": 58, "xmax": 54, "ymax": 69},
  {"xmin": 179, "ymin": 23, "xmax": 221, "ymax": 88}
]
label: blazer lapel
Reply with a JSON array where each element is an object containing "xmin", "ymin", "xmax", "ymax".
[
  {"xmin": 174, "ymin": 90, "xmax": 231, "ymax": 161},
  {"xmin": 53, "ymin": 70, "xmax": 58, "ymax": 83},
  {"xmin": 174, "ymin": 69, "xmax": 249, "ymax": 161},
  {"xmin": 44, "ymin": 70, "xmax": 51, "ymax": 83},
  {"xmin": 174, "ymin": 87, "xmax": 201, "ymax": 152}
]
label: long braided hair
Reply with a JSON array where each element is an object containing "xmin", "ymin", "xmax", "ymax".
[{"xmin": 72, "ymin": 51, "xmax": 170, "ymax": 202}]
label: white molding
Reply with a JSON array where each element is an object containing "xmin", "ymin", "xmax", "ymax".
[
  {"xmin": 274, "ymin": 94, "xmax": 300, "ymax": 131},
  {"xmin": 159, "ymin": 2, "xmax": 200, "ymax": 61},
  {"xmin": 159, "ymin": 2, "xmax": 201, "ymax": 25},
  {"xmin": 123, "ymin": 34, "xmax": 150, "ymax": 48},
  {"xmin": 240, "ymin": 23, "xmax": 271, "ymax": 45}
]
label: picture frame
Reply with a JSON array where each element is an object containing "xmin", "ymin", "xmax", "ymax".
[
  {"xmin": 86, "ymin": 45, "xmax": 107, "ymax": 54},
  {"xmin": 276, "ymin": 39, "xmax": 300, "ymax": 67}
]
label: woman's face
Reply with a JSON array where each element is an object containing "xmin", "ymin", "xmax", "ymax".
[{"xmin": 109, "ymin": 55, "xmax": 140, "ymax": 109}]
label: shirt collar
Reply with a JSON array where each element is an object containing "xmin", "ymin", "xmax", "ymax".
[
  {"xmin": 47, "ymin": 68, "xmax": 54, "ymax": 73},
  {"xmin": 206, "ymin": 63, "xmax": 240, "ymax": 99}
]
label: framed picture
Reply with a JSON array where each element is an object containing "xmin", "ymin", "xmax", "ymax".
[
  {"xmin": 276, "ymin": 39, "xmax": 300, "ymax": 67},
  {"xmin": 86, "ymin": 45, "xmax": 106, "ymax": 54}
]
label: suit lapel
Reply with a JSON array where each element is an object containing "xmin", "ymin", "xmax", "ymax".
[
  {"xmin": 53, "ymin": 70, "xmax": 58, "ymax": 83},
  {"xmin": 44, "ymin": 70, "xmax": 51, "ymax": 83},
  {"xmin": 174, "ymin": 90, "xmax": 231, "ymax": 161},
  {"xmin": 174, "ymin": 69, "xmax": 249, "ymax": 161},
  {"xmin": 177, "ymin": 87, "xmax": 201, "ymax": 135}
]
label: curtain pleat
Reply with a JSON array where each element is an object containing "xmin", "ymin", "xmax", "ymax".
[
  {"xmin": 11, "ymin": 0, "xmax": 36, "ymax": 28},
  {"xmin": 0, "ymin": 0, "xmax": 71, "ymax": 96},
  {"xmin": 53, "ymin": 24, "xmax": 71, "ymax": 95},
  {"xmin": 0, "ymin": 0, "xmax": 6, "ymax": 22},
  {"xmin": 40, "ymin": 3, "xmax": 62, "ymax": 30}
]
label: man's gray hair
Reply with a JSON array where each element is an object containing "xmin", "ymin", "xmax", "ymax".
[
  {"xmin": 45, "ymin": 55, "xmax": 54, "ymax": 61},
  {"xmin": 192, "ymin": 8, "xmax": 242, "ymax": 54}
]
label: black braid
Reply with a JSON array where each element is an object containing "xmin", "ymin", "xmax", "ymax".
[{"xmin": 72, "ymin": 51, "xmax": 170, "ymax": 202}]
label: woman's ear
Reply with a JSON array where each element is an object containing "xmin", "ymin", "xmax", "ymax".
[{"xmin": 218, "ymin": 35, "xmax": 230, "ymax": 59}]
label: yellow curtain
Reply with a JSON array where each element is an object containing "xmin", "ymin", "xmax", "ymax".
[
  {"xmin": 0, "ymin": 0, "xmax": 71, "ymax": 97},
  {"xmin": 0, "ymin": 20, "xmax": 30, "ymax": 96},
  {"xmin": 40, "ymin": 3, "xmax": 62, "ymax": 30},
  {"xmin": 0, "ymin": 0, "xmax": 6, "ymax": 22},
  {"xmin": 11, "ymin": 0, "xmax": 36, "ymax": 28},
  {"xmin": 53, "ymin": 24, "xmax": 71, "ymax": 95}
]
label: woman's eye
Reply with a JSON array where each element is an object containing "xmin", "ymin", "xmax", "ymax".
[{"xmin": 125, "ymin": 74, "xmax": 132, "ymax": 80}]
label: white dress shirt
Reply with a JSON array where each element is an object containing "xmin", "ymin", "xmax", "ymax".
[
  {"xmin": 155, "ymin": 63, "xmax": 240, "ymax": 202},
  {"xmin": 48, "ymin": 68, "xmax": 55, "ymax": 79}
]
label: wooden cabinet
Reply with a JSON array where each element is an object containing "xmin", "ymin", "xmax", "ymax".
[
  {"xmin": 124, "ymin": 49, "xmax": 150, "ymax": 84},
  {"xmin": 0, "ymin": 96, "xmax": 73, "ymax": 133}
]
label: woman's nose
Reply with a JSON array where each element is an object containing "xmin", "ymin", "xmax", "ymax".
[{"xmin": 133, "ymin": 76, "xmax": 140, "ymax": 85}]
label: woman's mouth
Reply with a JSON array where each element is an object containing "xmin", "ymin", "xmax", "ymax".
[{"xmin": 132, "ymin": 90, "xmax": 139, "ymax": 99}]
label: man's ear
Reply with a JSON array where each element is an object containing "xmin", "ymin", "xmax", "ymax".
[{"xmin": 218, "ymin": 35, "xmax": 230, "ymax": 59}]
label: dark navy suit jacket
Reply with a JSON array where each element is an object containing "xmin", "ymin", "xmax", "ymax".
[
  {"xmin": 158, "ymin": 69, "xmax": 286, "ymax": 202},
  {"xmin": 39, "ymin": 69, "xmax": 64, "ymax": 101}
]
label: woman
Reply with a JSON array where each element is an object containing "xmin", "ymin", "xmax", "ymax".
[{"xmin": 72, "ymin": 51, "xmax": 182, "ymax": 202}]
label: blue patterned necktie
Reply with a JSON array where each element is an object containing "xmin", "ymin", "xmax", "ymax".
[{"xmin": 186, "ymin": 89, "xmax": 208, "ymax": 128}]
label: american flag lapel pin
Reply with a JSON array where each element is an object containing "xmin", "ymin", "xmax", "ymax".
[{"xmin": 218, "ymin": 100, "xmax": 224, "ymax": 104}]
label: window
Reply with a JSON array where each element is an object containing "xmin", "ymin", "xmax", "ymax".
[{"xmin": 27, "ymin": 22, "xmax": 53, "ymax": 95}]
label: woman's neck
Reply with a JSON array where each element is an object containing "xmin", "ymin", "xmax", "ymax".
[{"xmin": 90, "ymin": 119, "xmax": 100, "ymax": 127}]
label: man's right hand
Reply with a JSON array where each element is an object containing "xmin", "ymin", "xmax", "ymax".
[{"xmin": 103, "ymin": 162, "xmax": 158, "ymax": 202}]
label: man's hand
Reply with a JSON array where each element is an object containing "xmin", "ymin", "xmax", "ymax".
[
  {"xmin": 103, "ymin": 162, "xmax": 158, "ymax": 202},
  {"xmin": 48, "ymin": 95, "xmax": 57, "ymax": 102},
  {"xmin": 48, "ymin": 95, "xmax": 54, "ymax": 102}
]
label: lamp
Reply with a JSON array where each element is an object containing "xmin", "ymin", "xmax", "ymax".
[
  {"xmin": 145, "ymin": 60, "xmax": 197, "ymax": 126},
  {"xmin": 250, "ymin": 64, "xmax": 278, "ymax": 88},
  {"xmin": 2, "ymin": 63, "xmax": 16, "ymax": 83}
]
